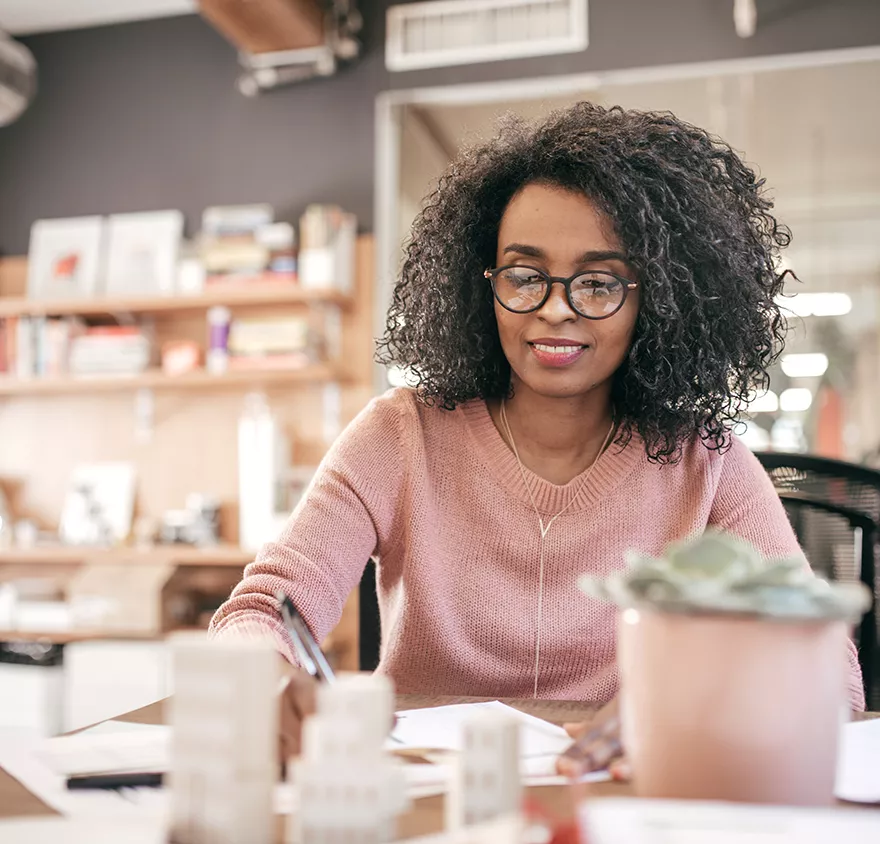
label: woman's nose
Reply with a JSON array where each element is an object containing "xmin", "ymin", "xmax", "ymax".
[{"xmin": 537, "ymin": 281, "xmax": 578, "ymax": 323}]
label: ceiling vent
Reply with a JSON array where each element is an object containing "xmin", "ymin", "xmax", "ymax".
[
  {"xmin": 386, "ymin": 0, "xmax": 587, "ymax": 72},
  {"xmin": 0, "ymin": 30, "xmax": 36, "ymax": 126}
]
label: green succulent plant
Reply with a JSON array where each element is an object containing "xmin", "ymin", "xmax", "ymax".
[{"xmin": 578, "ymin": 531, "xmax": 871, "ymax": 621}]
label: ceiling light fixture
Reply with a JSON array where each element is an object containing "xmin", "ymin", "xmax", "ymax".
[
  {"xmin": 780, "ymin": 388, "xmax": 813, "ymax": 413},
  {"xmin": 775, "ymin": 293, "xmax": 853, "ymax": 318},
  {"xmin": 746, "ymin": 389, "xmax": 779, "ymax": 414},
  {"xmin": 734, "ymin": 0, "xmax": 757, "ymax": 37},
  {"xmin": 780, "ymin": 353, "xmax": 829, "ymax": 379}
]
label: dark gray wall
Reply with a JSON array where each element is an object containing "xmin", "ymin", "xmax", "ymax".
[
  {"xmin": 1, "ymin": 0, "xmax": 878, "ymax": 254},
  {"xmin": 0, "ymin": 13, "xmax": 385, "ymax": 254}
]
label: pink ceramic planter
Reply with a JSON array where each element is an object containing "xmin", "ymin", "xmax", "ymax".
[{"xmin": 618, "ymin": 606, "xmax": 849, "ymax": 806}]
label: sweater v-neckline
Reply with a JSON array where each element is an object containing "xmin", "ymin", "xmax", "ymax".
[{"xmin": 459, "ymin": 398, "xmax": 641, "ymax": 515}]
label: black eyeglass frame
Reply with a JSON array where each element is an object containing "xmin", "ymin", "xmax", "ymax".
[{"xmin": 484, "ymin": 265, "xmax": 638, "ymax": 321}]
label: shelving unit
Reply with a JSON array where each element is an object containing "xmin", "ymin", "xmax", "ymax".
[
  {"xmin": 0, "ymin": 544, "xmax": 253, "ymax": 567},
  {"xmin": 0, "ymin": 284, "xmax": 353, "ymax": 318},
  {"xmin": 0, "ymin": 363, "xmax": 341, "ymax": 397},
  {"xmin": 0, "ymin": 235, "xmax": 376, "ymax": 671},
  {"xmin": 0, "ymin": 628, "xmax": 161, "ymax": 644}
]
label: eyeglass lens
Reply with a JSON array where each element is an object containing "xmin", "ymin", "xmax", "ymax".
[{"xmin": 492, "ymin": 266, "xmax": 626, "ymax": 318}]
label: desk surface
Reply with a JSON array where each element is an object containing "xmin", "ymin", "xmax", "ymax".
[{"xmin": 1, "ymin": 697, "xmax": 877, "ymax": 836}]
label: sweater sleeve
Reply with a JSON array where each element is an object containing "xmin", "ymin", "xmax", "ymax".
[
  {"xmin": 209, "ymin": 390, "xmax": 407, "ymax": 663},
  {"xmin": 709, "ymin": 435, "xmax": 866, "ymax": 711}
]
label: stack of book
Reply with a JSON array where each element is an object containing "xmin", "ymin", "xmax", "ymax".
[
  {"xmin": 200, "ymin": 204, "xmax": 297, "ymax": 286},
  {"xmin": 68, "ymin": 326, "xmax": 152, "ymax": 377},
  {"xmin": 227, "ymin": 315, "xmax": 315, "ymax": 370},
  {"xmin": 0, "ymin": 316, "xmax": 86, "ymax": 379}
]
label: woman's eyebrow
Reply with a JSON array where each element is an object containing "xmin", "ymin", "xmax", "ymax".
[
  {"xmin": 501, "ymin": 244, "xmax": 631, "ymax": 265},
  {"xmin": 502, "ymin": 243, "xmax": 544, "ymax": 258},
  {"xmin": 576, "ymin": 249, "xmax": 631, "ymax": 265}
]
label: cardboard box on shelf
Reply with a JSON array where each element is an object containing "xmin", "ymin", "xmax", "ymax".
[{"xmin": 67, "ymin": 563, "xmax": 174, "ymax": 635}]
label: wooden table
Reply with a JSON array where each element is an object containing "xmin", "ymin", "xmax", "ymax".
[{"xmin": 0, "ymin": 697, "xmax": 876, "ymax": 836}]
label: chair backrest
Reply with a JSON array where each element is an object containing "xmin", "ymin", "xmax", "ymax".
[
  {"xmin": 358, "ymin": 560, "xmax": 382, "ymax": 671},
  {"xmin": 754, "ymin": 452, "xmax": 880, "ymax": 526},
  {"xmin": 754, "ymin": 452, "xmax": 880, "ymax": 710}
]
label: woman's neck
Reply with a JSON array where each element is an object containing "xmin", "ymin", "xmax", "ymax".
[{"xmin": 489, "ymin": 382, "xmax": 615, "ymax": 486}]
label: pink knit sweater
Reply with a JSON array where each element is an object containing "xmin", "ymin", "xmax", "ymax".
[{"xmin": 210, "ymin": 388, "xmax": 865, "ymax": 710}]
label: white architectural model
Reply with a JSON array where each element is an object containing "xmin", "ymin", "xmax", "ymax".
[
  {"xmin": 168, "ymin": 632, "xmax": 278, "ymax": 844},
  {"xmin": 288, "ymin": 673, "xmax": 408, "ymax": 844},
  {"xmin": 446, "ymin": 711, "xmax": 521, "ymax": 831}
]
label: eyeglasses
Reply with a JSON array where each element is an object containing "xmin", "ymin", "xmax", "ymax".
[{"xmin": 484, "ymin": 265, "xmax": 638, "ymax": 320}]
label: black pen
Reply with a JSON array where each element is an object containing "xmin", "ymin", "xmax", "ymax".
[
  {"xmin": 66, "ymin": 771, "xmax": 164, "ymax": 790},
  {"xmin": 276, "ymin": 591, "xmax": 336, "ymax": 682}
]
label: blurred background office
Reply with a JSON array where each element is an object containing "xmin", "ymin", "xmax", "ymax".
[{"xmin": 0, "ymin": 0, "xmax": 878, "ymax": 733}]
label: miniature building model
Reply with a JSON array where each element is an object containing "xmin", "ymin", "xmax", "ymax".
[
  {"xmin": 446, "ymin": 711, "xmax": 521, "ymax": 830},
  {"xmin": 288, "ymin": 673, "xmax": 407, "ymax": 844},
  {"xmin": 168, "ymin": 632, "xmax": 278, "ymax": 844}
]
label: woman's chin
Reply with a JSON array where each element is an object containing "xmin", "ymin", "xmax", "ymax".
[{"xmin": 517, "ymin": 373, "xmax": 600, "ymax": 400}]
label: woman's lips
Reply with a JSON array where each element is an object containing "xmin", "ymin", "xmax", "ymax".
[{"xmin": 528, "ymin": 341, "xmax": 589, "ymax": 368}]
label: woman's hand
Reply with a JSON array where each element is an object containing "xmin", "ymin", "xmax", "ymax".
[
  {"xmin": 556, "ymin": 697, "xmax": 630, "ymax": 781},
  {"xmin": 278, "ymin": 667, "xmax": 318, "ymax": 766}
]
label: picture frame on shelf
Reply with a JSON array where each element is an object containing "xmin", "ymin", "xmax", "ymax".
[
  {"xmin": 59, "ymin": 462, "xmax": 136, "ymax": 547},
  {"xmin": 26, "ymin": 216, "xmax": 104, "ymax": 301},
  {"xmin": 104, "ymin": 210, "xmax": 184, "ymax": 297}
]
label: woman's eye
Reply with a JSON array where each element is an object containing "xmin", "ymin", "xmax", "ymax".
[
  {"xmin": 505, "ymin": 269, "xmax": 544, "ymax": 285},
  {"xmin": 576, "ymin": 274, "xmax": 618, "ymax": 294}
]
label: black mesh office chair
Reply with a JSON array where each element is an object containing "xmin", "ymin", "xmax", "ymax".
[
  {"xmin": 754, "ymin": 452, "xmax": 880, "ymax": 709},
  {"xmin": 359, "ymin": 560, "xmax": 382, "ymax": 671}
]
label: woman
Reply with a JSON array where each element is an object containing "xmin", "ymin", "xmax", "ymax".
[{"xmin": 211, "ymin": 103, "xmax": 865, "ymax": 765}]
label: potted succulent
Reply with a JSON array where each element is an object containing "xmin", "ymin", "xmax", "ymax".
[{"xmin": 579, "ymin": 531, "xmax": 870, "ymax": 806}]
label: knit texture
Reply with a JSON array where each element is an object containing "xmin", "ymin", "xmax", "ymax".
[{"xmin": 210, "ymin": 388, "xmax": 865, "ymax": 710}]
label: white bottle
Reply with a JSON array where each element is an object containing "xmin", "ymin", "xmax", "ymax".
[{"xmin": 238, "ymin": 392, "xmax": 288, "ymax": 553}]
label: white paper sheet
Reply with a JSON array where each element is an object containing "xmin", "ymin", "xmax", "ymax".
[
  {"xmin": 581, "ymin": 798, "xmax": 880, "ymax": 843},
  {"xmin": 407, "ymin": 757, "xmax": 608, "ymax": 794},
  {"xmin": 388, "ymin": 701, "xmax": 610, "ymax": 789},
  {"xmin": 389, "ymin": 700, "xmax": 573, "ymax": 758},
  {"xmin": 0, "ymin": 818, "xmax": 167, "ymax": 844},
  {"xmin": 39, "ymin": 727, "xmax": 171, "ymax": 777},
  {"xmin": 0, "ymin": 733, "xmax": 168, "ymax": 819},
  {"xmin": 835, "ymin": 717, "xmax": 880, "ymax": 804}
]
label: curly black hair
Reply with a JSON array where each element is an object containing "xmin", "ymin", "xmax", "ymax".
[{"xmin": 376, "ymin": 102, "xmax": 790, "ymax": 463}]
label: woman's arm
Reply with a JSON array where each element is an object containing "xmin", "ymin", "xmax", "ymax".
[
  {"xmin": 209, "ymin": 391, "xmax": 407, "ymax": 663},
  {"xmin": 709, "ymin": 435, "xmax": 866, "ymax": 711}
]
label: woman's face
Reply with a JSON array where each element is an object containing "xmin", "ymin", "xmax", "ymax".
[{"xmin": 493, "ymin": 182, "xmax": 640, "ymax": 400}]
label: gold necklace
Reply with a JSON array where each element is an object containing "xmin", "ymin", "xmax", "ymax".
[{"xmin": 499, "ymin": 399, "xmax": 616, "ymax": 698}]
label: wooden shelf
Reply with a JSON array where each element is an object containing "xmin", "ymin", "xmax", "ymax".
[
  {"xmin": 0, "ymin": 363, "xmax": 340, "ymax": 396},
  {"xmin": 0, "ymin": 544, "xmax": 253, "ymax": 567},
  {"xmin": 0, "ymin": 284, "xmax": 352, "ymax": 318},
  {"xmin": 0, "ymin": 628, "xmax": 162, "ymax": 644}
]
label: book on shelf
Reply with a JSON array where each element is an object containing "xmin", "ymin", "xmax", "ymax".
[
  {"xmin": 0, "ymin": 315, "xmax": 86, "ymax": 379},
  {"xmin": 69, "ymin": 327, "xmax": 152, "ymax": 376},
  {"xmin": 200, "ymin": 204, "xmax": 297, "ymax": 287},
  {"xmin": 0, "ymin": 317, "xmax": 154, "ymax": 379},
  {"xmin": 227, "ymin": 314, "xmax": 319, "ymax": 370}
]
